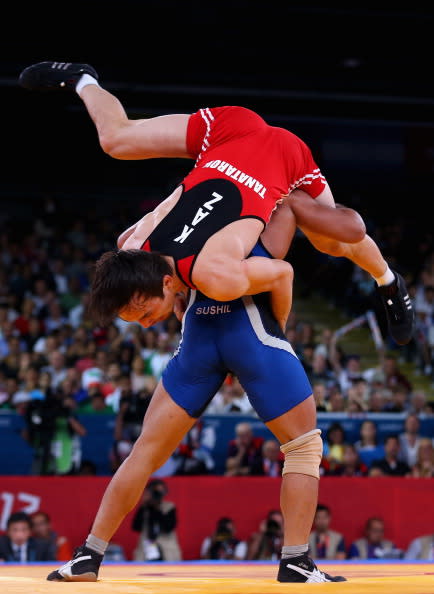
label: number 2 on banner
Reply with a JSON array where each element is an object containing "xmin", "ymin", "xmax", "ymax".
[{"xmin": 0, "ymin": 492, "xmax": 41, "ymax": 531}]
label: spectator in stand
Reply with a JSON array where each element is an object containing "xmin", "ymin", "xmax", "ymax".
[
  {"xmin": 200, "ymin": 517, "xmax": 247, "ymax": 560},
  {"xmin": 66, "ymin": 326, "xmax": 90, "ymax": 363},
  {"xmin": 131, "ymin": 479, "xmax": 182, "ymax": 561},
  {"xmin": 117, "ymin": 342, "xmax": 136, "ymax": 375},
  {"xmin": 68, "ymin": 292, "xmax": 91, "ymax": 329},
  {"xmin": 130, "ymin": 354, "xmax": 157, "ymax": 394},
  {"xmin": 172, "ymin": 418, "xmax": 216, "ymax": 475},
  {"xmin": 224, "ymin": 421, "xmax": 264, "ymax": 476},
  {"xmin": 30, "ymin": 511, "xmax": 72, "ymax": 561},
  {"xmin": 299, "ymin": 342, "xmax": 315, "ymax": 377},
  {"xmin": 23, "ymin": 316, "xmax": 44, "ymax": 352},
  {"xmin": 204, "ymin": 383, "xmax": 238, "ymax": 415},
  {"xmin": 370, "ymin": 435, "xmax": 411, "ymax": 477},
  {"xmin": 50, "ymin": 259, "xmax": 69, "ymax": 295},
  {"xmin": 346, "ymin": 386, "xmax": 368, "ymax": 414},
  {"xmin": 308, "ymin": 504, "xmax": 346, "ymax": 560},
  {"xmin": 312, "ymin": 381, "xmax": 328, "ymax": 412},
  {"xmin": 101, "ymin": 361, "xmax": 122, "ymax": 399},
  {"xmin": 329, "ymin": 333, "xmax": 370, "ymax": 394},
  {"xmin": 30, "ymin": 277, "xmax": 54, "ymax": 319},
  {"xmin": 326, "ymin": 386, "xmax": 346, "ymax": 412},
  {"xmin": 313, "ymin": 327, "xmax": 334, "ymax": 363},
  {"xmin": 383, "ymin": 385, "xmax": 411, "ymax": 413},
  {"xmin": 0, "ymin": 376, "xmax": 18, "ymax": 410},
  {"xmin": 322, "ymin": 422, "xmax": 347, "ymax": 475},
  {"xmin": 226, "ymin": 376, "xmax": 256, "ymax": 415},
  {"xmin": 408, "ymin": 390, "xmax": 429, "ymax": 416},
  {"xmin": 398, "ymin": 414, "xmax": 424, "ymax": 468},
  {"xmin": 111, "ymin": 386, "xmax": 153, "ymax": 472},
  {"xmin": 250, "ymin": 439, "xmax": 284, "ymax": 476},
  {"xmin": 77, "ymin": 459, "xmax": 98, "ymax": 476},
  {"xmin": 42, "ymin": 350, "xmax": 68, "ymax": 390},
  {"xmin": 207, "ymin": 377, "xmax": 256, "ymax": 416},
  {"xmin": 369, "ymin": 354, "xmax": 413, "ymax": 393},
  {"xmin": 404, "ymin": 532, "xmax": 434, "ymax": 560},
  {"xmin": 329, "ymin": 444, "xmax": 369, "ymax": 477},
  {"xmin": 410, "ymin": 437, "xmax": 434, "ymax": 478},
  {"xmin": 164, "ymin": 315, "xmax": 182, "ymax": 352},
  {"xmin": 0, "ymin": 511, "xmax": 54, "ymax": 562},
  {"xmin": 368, "ymin": 386, "xmax": 393, "ymax": 412},
  {"xmin": 105, "ymin": 371, "xmax": 135, "ymax": 414},
  {"xmin": 348, "ymin": 517, "xmax": 396, "ymax": 560},
  {"xmin": 247, "ymin": 510, "xmax": 284, "ymax": 561},
  {"xmin": 13, "ymin": 297, "xmax": 36, "ymax": 338},
  {"xmin": 78, "ymin": 386, "xmax": 115, "ymax": 414},
  {"xmin": 44, "ymin": 301, "xmax": 68, "ymax": 334},
  {"xmin": 354, "ymin": 420, "xmax": 385, "ymax": 469},
  {"xmin": 306, "ymin": 352, "xmax": 336, "ymax": 389},
  {"xmin": 60, "ymin": 274, "xmax": 84, "ymax": 317},
  {"xmin": 139, "ymin": 327, "xmax": 159, "ymax": 365},
  {"xmin": 147, "ymin": 333, "xmax": 172, "ymax": 380}
]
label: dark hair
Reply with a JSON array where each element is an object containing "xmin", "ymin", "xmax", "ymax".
[
  {"xmin": 146, "ymin": 478, "xmax": 168, "ymax": 493},
  {"xmin": 384, "ymin": 434, "xmax": 400, "ymax": 445},
  {"xmin": 30, "ymin": 511, "xmax": 50, "ymax": 522},
  {"xmin": 316, "ymin": 503, "xmax": 330, "ymax": 514},
  {"xmin": 7, "ymin": 511, "xmax": 31, "ymax": 529},
  {"xmin": 216, "ymin": 517, "xmax": 233, "ymax": 533},
  {"xmin": 326, "ymin": 422, "xmax": 346, "ymax": 442},
  {"xmin": 87, "ymin": 249, "xmax": 173, "ymax": 326}
]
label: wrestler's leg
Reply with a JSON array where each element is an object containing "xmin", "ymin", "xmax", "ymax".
[
  {"xmin": 265, "ymin": 396, "xmax": 318, "ymax": 546},
  {"xmin": 78, "ymin": 85, "xmax": 191, "ymax": 160},
  {"xmin": 90, "ymin": 380, "xmax": 196, "ymax": 541},
  {"xmin": 292, "ymin": 186, "xmax": 389, "ymax": 278}
]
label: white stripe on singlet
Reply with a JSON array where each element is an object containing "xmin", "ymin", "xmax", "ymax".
[
  {"xmin": 172, "ymin": 290, "xmax": 197, "ymax": 357},
  {"xmin": 289, "ymin": 169, "xmax": 326, "ymax": 192},
  {"xmin": 241, "ymin": 296, "xmax": 297, "ymax": 356},
  {"xmin": 195, "ymin": 108, "xmax": 215, "ymax": 166}
]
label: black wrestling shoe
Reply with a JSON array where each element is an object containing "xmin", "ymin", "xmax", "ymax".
[
  {"xmin": 377, "ymin": 271, "xmax": 415, "ymax": 346},
  {"xmin": 277, "ymin": 554, "xmax": 347, "ymax": 583},
  {"xmin": 19, "ymin": 61, "xmax": 98, "ymax": 91},
  {"xmin": 46, "ymin": 545, "xmax": 103, "ymax": 582}
]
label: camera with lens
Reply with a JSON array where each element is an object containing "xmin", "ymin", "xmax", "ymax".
[
  {"xmin": 265, "ymin": 518, "xmax": 281, "ymax": 537},
  {"xmin": 150, "ymin": 488, "xmax": 164, "ymax": 503}
]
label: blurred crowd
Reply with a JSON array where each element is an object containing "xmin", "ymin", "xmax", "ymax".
[
  {"xmin": 1, "ymin": 497, "xmax": 433, "ymax": 562},
  {"xmin": 0, "ymin": 194, "xmax": 433, "ymax": 476}
]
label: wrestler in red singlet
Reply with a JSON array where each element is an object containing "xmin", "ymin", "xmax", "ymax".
[{"xmin": 142, "ymin": 106, "xmax": 327, "ymax": 288}]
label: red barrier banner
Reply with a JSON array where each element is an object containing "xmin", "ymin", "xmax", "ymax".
[{"xmin": 1, "ymin": 476, "xmax": 433, "ymax": 560}]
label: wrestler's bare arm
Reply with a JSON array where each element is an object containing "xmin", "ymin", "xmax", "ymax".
[
  {"xmin": 289, "ymin": 187, "xmax": 366, "ymax": 243},
  {"xmin": 79, "ymin": 85, "xmax": 192, "ymax": 160}
]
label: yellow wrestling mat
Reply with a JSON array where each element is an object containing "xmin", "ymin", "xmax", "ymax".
[{"xmin": 1, "ymin": 562, "xmax": 433, "ymax": 593}]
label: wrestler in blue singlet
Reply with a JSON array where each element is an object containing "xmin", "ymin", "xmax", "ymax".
[{"xmin": 162, "ymin": 241, "xmax": 312, "ymax": 422}]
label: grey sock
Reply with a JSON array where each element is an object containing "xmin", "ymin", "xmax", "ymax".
[
  {"xmin": 281, "ymin": 544, "xmax": 309, "ymax": 559},
  {"xmin": 85, "ymin": 534, "xmax": 108, "ymax": 555}
]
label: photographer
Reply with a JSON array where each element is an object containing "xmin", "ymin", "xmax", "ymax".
[
  {"xmin": 22, "ymin": 380, "xmax": 86, "ymax": 476},
  {"xmin": 247, "ymin": 510, "xmax": 284, "ymax": 560},
  {"xmin": 111, "ymin": 383, "xmax": 153, "ymax": 473},
  {"xmin": 200, "ymin": 517, "xmax": 247, "ymax": 560},
  {"xmin": 131, "ymin": 479, "xmax": 182, "ymax": 561}
]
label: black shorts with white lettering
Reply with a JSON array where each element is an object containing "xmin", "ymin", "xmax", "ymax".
[{"xmin": 141, "ymin": 178, "xmax": 264, "ymax": 288}]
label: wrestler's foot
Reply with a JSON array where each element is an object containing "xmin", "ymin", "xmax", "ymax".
[
  {"xmin": 19, "ymin": 61, "xmax": 98, "ymax": 91},
  {"xmin": 46, "ymin": 545, "xmax": 103, "ymax": 582},
  {"xmin": 277, "ymin": 554, "xmax": 347, "ymax": 583},
  {"xmin": 377, "ymin": 271, "xmax": 415, "ymax": 346}
]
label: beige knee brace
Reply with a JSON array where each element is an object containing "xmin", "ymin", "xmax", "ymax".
[{"xmin": 280, "ymin": 429, "xmax": 323, "ymax": 479}]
